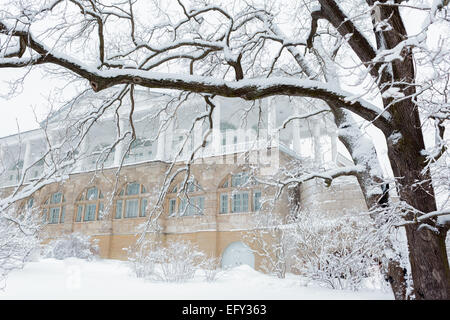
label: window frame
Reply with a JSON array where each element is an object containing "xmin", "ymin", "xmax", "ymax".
[
  {"xmin": 218, "ymin": 173, "xmax": 260, "ymax": 215},
  {"xmin": 114, "ymin": 182, "xmax": 149, "ymax": 219},
  {"xmin": 74, "ymin": 186, "xmax": 105, "ymax": 222},
  {"xmin": 42, "ymin": 191, "xmax": 66, "ymax": 224},
  {"xmin": 167, "ymin": 179, "xmax": 205, "ymax": 218}
]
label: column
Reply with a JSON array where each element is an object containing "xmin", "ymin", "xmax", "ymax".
[
  {"xmin": 156, "ymin": 113, "xmax": 167, "ymax": 161},
  {"xmin": 212, "ymin": 100, "xmax": 222, "ymax": 155},
  {"xmin": 331, "ymin": 130, "xmax": 338, "ymax": 163},
  {"xmin": 77, "ymin": 132, "xmax": 90, "ymax": 171},
  {"xmin": 21, "ymin": 139, "xmax": 32, "ymax": 180},
  {"xmin": 165, "ymin": 119, "xmax": 174, "ymax": 161},
  {"xmin": 45, "ymin": 129, "xmax": 59, "ymax": 172},
  {"xmin": 227, "ymin": 130, "xmax": 234, "ymax": 154},
  {"xmin": 114, "ymin": 117, "xmax": 127, "ymax": 166},
  {"xmin": 292, "ymin": 107, "xmax": 301, "ymax": 156},
  {"xmin": 267, "ymin": 98, "xmax": 277, "ymax": 147},
  {"xmin": 312, "ymin": 120, "xmax": 322, "ymax": 165},
  {"xmin": 193, "ymin": 120, "xmax": 203, "ymax": 159}
]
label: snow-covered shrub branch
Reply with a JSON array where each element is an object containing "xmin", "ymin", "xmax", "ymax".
[
  {"xmin": 247, "ymin": 205, "xmax": 410, "ymax": 292},
  {"xmin": 43, "ymin": 233, "xmax": 99, "ymax": 261},
  {"xmin": 0, "ymin": 204, "xmax": 42, "ymax": 289},
  {"xmin": 290, "ymin": 210, "xmax": 394, "ymax": 290},
  {"xmin": 128, "ymin": 239, "xmax": 219, "ymax": 282},
  {"xmin": 245, "ymin": 212, "xmax": 297, "ymax": 279}
]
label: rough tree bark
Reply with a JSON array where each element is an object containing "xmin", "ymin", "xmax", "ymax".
[{"xmin": 315, "ymin": 0, "xmax": 450, "ymax": 299}]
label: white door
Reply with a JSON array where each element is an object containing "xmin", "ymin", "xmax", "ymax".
[{"xmin": 221, "ymin": 241, "xmax": 255, "ymax": 269}]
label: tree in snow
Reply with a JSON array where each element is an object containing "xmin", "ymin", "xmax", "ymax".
[{"xmin": 0, "ymin": 0, "xmax": 449, "ymax": 299}]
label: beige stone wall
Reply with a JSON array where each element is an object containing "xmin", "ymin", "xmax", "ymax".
[
  {"xmin": 300, "ymin": 176, "xmax": 367, "ymax": 216},
  {"xmin": 2, "ymin": 148, "xmax": 368, "ymax": 272}
]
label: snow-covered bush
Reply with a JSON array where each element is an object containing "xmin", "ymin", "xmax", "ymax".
[
  {"xmin": 0, "ymin": 205, "xmax": 42, "ymax": 288},
  {"xmin": 290, "ymin": 210, "xmax": 388, "ymax": 290},
  {"xmin": 44, "ymin": 233, "xmax": 99, "ymax": 260},
  {"xmin": 129, "ymin": 240, "xmax": 214, "ymax": 282},
  {"xmin": 245, "ymin": 212, "xmax": 297, "ymax": 279},
  {"xmin": 201, "ymin": 256, "xmax": 221, "ymax": 282},
  {"xmin": 247, "ymin": 208, "xmax": 396, "ymax": 290}
]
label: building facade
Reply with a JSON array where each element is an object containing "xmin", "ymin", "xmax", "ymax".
[{"xmin": 0, "ymin": 92, "xmax": 367, "ymax": 271}]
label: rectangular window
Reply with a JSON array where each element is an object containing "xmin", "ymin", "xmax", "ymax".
[
  {"xmin": 76, "ymin": 205, "xmax": 83, "ymax": 222},
  {"xmin": 169, "ymin": 198, "xmax": 176, "ymax": 216},
  {"xmin": 253, "ymin": 191, "xmax": 261, "ymax": 211},
  {"xmin": 85, "ymin": 204, "xmax": 97, "ymax": 221},
  {"xmin": 185, "ymin": 199, "xmax": 195, "ymax": 216},
  {"xmin": 242, "ymin": 193, "xmax": 248, "ymax": 212},
  {"xmin": 232, "ymin": 193, "xmax": 240, "ymax": 213},
  {"xmin": 140, "ymin": 199, "xmax": 147, "ymax": 217},
  {"xmin": 125, "ymin": 199, "xmax": 139, "ymax": 218},
  {"xmin": 115, "ymin": 200, "xmax": 123, "ymax": 219},
  {"xmin": 49, "ymin": 207, "xmax": 60, "ymax": 224},
  {"xmin": 181, "ymin": 196, "xmax": 204, "ymax": 216},
  {"xmin": 179, "ymin": 198, "xmax": 187, "ymax": 215},
  {"xmin": 220, "ymin": 194, "xmax": 228, "ymax": 214},
  {"xmin": 195, "ymin": 196, "xmax": 204, "ymax": 215},
  {"xmin": 232, "ymin": 192, "xmax": 249, "ymax": 213}
]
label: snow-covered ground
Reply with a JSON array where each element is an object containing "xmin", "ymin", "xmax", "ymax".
[{"xmin": 0, "ymin": 258, "xmax": 393, "ymax": 300}]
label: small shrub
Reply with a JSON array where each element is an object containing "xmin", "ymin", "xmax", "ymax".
[
  {"xmin": 44, "ymin": 233, "xmax": 99, "ymax": 260},
  {"xmin": 129, "ymin": 240, "xmax": 215, "ymax": 282},
  {"xmin": 0, "ymin": 206, "xmax": 42, "ymax": 288},
  {"xmin": 201, "ymin": 257, "xmax": 221, "ymax": 282}
]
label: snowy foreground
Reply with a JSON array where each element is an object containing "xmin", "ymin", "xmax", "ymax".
[{"xmin": 0, "ymin": 258, "xmax": 393, "ymax": 300}]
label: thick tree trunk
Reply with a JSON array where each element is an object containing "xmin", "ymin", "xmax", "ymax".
[
  {"xmin": 404, "ymin": 224, "xmax": 449, "ymax": 299},
  {"xmin": 387, "ymin": 261, "xmax": 408, "ymax": 300},
  {"xmin": 387, "ymin": 117, "xmax": 450, "ymax": 299},
  {"xmin": 331, "ymin": 107, "xmax": 409, "ymax": 299}
]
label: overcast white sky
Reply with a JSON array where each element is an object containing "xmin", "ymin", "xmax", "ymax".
[{"xmin": 0, "ymin": 68, "xmax": 54, "ymax": 137}]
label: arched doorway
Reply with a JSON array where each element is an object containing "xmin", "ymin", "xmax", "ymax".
[{"xmin": 221, "ymin": 241, "xmax": 255, "ymax": 269}]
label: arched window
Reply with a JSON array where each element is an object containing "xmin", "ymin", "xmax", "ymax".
[
  {"xmin": 218, "ymin": 172, "xmax": 261, "ymax": 214},
  {"xmin": 167, "ymin": 179, "xmax": 205, "ymax": 217},
  {"xmin": 43, "ymin": 191, "xmax": 66, "ymax": 224},
  {"xmin": 114, "ymin": 182, "xmax": 149, "ymax": 219},
  {"xmin": 75, "ymin": 187, "xmax": 105, "ymax": 222}
]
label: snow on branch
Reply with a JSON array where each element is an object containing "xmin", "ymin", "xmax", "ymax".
[
  {"xmin": 0, "ymin": 13, "xmax": 392, "ymax": 132},
  {"xmin": 258, "ymin": 164, "xmax": 365, "ymax": 194}
]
